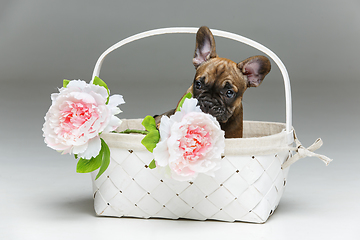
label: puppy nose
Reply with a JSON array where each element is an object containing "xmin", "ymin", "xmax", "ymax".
[{"xmin": 202, "ymin": 101, "xmax": 214, "ymax": 112}]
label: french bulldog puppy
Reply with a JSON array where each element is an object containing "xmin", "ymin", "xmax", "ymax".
[{"xmin": 155, "ymin": 26, "xmax": 271, "ymax": 138}]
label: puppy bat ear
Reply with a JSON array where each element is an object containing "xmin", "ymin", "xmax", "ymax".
[
  {"xmin": 238, "ymin": 56, "xmax": 271, "ymax": 87},
  {"xmin": 193, "ymin": 26, "xmax": 218, "ymax": 68}
]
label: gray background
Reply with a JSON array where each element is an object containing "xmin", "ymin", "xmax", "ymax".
[{"xmin": 1, "ymin": 0, "xmax": 359, "ymax": 239}]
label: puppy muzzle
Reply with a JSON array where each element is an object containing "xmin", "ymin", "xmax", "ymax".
[{"xmin": 197, "ymin": 98, "xmax": 231, "ymax": 123}]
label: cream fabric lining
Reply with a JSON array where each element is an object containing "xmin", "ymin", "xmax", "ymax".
[{"xmin": 101, "ymin": 119, "xmax": 292, "ymax": 156}]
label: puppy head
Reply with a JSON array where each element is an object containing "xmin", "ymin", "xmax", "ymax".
[{"xmin": 191, "ymin": 26, "xmax": 271, "ymax": 123}]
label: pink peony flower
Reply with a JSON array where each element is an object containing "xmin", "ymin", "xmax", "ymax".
[
  {"xmin": 42, "ymin": 80, "xmax": 124, "ymax": 159},
  {"xmin": 153, "ymin": 98, "xmax": 225, "ymax": 181}
]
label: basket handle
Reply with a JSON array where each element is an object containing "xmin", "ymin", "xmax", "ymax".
[{"xmin": 91, "ymin": 27, "xmax": 293, "ymax": 140}]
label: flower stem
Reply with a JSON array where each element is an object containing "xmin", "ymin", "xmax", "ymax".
[{"xmin": 119, "ymin": 129, "xmax": 149, "ymax": 135}]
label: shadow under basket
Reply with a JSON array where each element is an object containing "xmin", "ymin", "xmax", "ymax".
[{"xmin": 91, "ymin": 119, "xmax": 292, "ymax": 223}]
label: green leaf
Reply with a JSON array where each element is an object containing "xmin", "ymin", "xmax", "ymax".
[
  {"xmin": 95, "ymin": 138, "xmax": 111, "ymax": 180},
  {"xmin": 93, "ymin": 76, "xmax": 109, "ymax": 92},
  {"xmin": 141, "ymin": 115, "xmax": 158, "ymax": 132},
  {"xmin": 149, "ymin": 159, "xmax": 156, "ymax": 169},
  {"xmin": 93, "ymin": 76, "xmax": 110, "ymax": 104},
  {"xmin": 76, "ymin": 154, "xmax": 102, "ymax": 173},
  {"xmin": 141, "ymin": 116, "xmax": 160, "ymax": 153},
  {"xmin": 176, "ymin": 92, "xmax": 192, "ymax": 112},
  {"xmin": 63, "ymin": 79, "xmax": 70, "ymax": 88},
  {"xmin": 75, "ymin": 138, "xmax": 111, "ymax": 180},
  {"xmin": 141, "ymin": 130, "xmax": 160, "ymax": 153}
]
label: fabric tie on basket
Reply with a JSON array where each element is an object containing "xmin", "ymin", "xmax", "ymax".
[{"xmin": 282, "ymin": 137, "xmax": 333, "ymax": 169}]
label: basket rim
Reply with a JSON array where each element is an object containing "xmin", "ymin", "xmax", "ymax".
[{"xmin": 101, "ymin": 119, "xmax": 293, "ymax": 156}]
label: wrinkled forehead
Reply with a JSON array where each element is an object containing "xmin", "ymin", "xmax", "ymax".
[{"xmin": 195, "ymin": 58, "xmax": 245, "ymax": 91}]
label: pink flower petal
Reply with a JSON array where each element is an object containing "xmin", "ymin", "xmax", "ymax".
[
  {"xmin": 153, "ymin": 140, "xmax": 170, "ymax": 167},
  {"xmin": 43, "ymin": 80, "xmax": 124, "ymax": 158},
  {"xmin": 77, "ymin": 136, "xmax": 101, "ymax": 159},
  {"xmin": 153, "ymin": 98, "xmax": 225, "ymax": 181}
]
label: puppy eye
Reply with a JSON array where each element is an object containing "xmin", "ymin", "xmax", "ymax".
[
  {"xmin": 195, "ymin": 80, "xmax": 202, "ymax": 89},
  {"xmin": 226, "ymin": 89, "xmax": 235, "ymax": 98}
]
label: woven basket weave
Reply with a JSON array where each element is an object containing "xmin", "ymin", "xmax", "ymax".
[
  {"xmin": 89, "ymin": 28, "xmax": 330, "ymax": 223},
  {"xmin": 92, "ymin": 120, "xmax": 291, "ymax": 223}
]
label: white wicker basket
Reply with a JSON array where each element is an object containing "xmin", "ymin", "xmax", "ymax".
[{"xmin": 89, "ymin": 28, "xmax": 331, "ymax": 223}]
